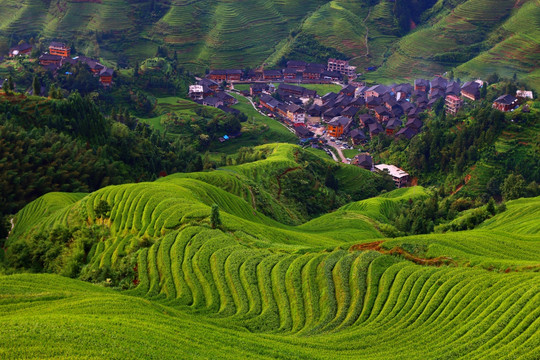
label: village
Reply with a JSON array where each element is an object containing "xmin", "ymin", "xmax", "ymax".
[
  {"xmin": 189, "ymin": 58, "xmax": 533, "ymax": 188},
  {"xmin": 2, "ymin": 41, "xmax": 114, "ymax": 90}
]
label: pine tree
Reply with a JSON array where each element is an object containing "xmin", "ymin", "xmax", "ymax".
[
  {"xmin": 2, "ymin": 80, "xmax": 9, "ymax": 94},
  {"xmin": 7, "ymin": 75, "xmax": 14, "ymax": 91},
  {"xmin": 32, "ymin": 75, "xmax": 40, "ymax": 96},
  {"xmin": 210, "ymin": 204, "xmax": 221, "ymax": 229}
]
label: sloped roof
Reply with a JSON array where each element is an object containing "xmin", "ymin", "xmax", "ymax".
[{"xmin": 494, "ymin": 94, "xmax": 517, "ymax": 105}]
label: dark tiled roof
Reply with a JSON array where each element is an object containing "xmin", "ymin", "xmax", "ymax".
[
  {"xmin": 406, "ymin": 117, "xmax": 423, "ymax": 129},
  {"xmin": 396, "ymin": 126, "xmax": 419, "ymax": 139},
  {"xmin": 461, "ymin": 81, "xmax": 480, "ymax": 95},
  {"xmin": 358, "ymin": 114, "xmax": 376, "ymax": 125},
  {"xmin": 386, "ymin": 118, "xmax": 402, "ymax": 130},
  {"xmin": 349, "ymin": 128, "xmax": 366, "ymax": 140},
  {"xmin": 368, "ymin": 122, "xmax": 383, "ymax": 134},
  {"xmin": 39, "ymin": 54, "xmax": 62, "ymax": 61},
  {"xmin": 10, "ymin": 43, "xmax": 32, "ymax": 53},
  {"xmin": 494, "ymin": 94, "xmax": 517, "ymax": 105},
  {"xmin": 328, "ymin": 116, "xmax": 351, "ymax": 127},
  {"xmin": 50, "ymin": 41, "xmax": 68, "ymax": 48},
  {"xmin": 353, "ymin": 154, "xmax": 372, "ymax": 167}
]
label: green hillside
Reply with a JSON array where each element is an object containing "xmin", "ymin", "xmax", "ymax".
[
  {"xmin": 1, "ymin": 0, "xmax": 538, "ymax": 89},
  {"xmin": 2, "ymin": 140, "xmax": 540, "ymax": 358}
]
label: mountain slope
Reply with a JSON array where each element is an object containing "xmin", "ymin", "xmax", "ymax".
[{"xmin": 0, "ymin": 0, "xmax": 537, "ymax": 89}]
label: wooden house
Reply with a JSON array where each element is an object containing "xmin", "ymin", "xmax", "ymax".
[
  {"xmin": 99, "ymin": 68, "xmax": 114, "ymax": 86},
  {"xmin": 493, "ymin": 95, "xmax": 518, "ymax": 112},
  {"xmin": 9, "ymin": 43, "xmax": 32, "ymax": 57},
  {"xmin": 49, "ymin": 42, "xmax": 70, "ymax": 57},
  {"xmin": 385, "ymin": 118, "xmax": 402, "ymax": 135},
  {"xmin": 461, "ymin": 81, "xmax": 481, "ymax": 101},
  {"xmin": 263, "ymin": 69, "xmax": 282, "ymax": 81},
  {"xmin": 39, "ymin": 54, "xmax": 62, "ymax": 66},
  {"xmin": 368, "ymin": 122, "xmax": 383, "ymax": 137},
  {"xmin": 349, "ymin": 128, "xmax": 367, "ymax": 145},
  {"xmin": 287, "ymin": 60, "xmax": 307, "ymax": 72},
  {"xmin": 283, "ymin": 68, "xmax": 298, "ymax": 80},
  {"xmin": 414, "ymin": 79, "xmax": 429, "ymax": 92},
  {"xmin": 396, "ymin": 126, "xmax": 418, "ymax": 140},
  {"xmin": 373, "ymin": 106, "xmax": 391, "ymax": 122},
  {"xmin": 259, "ymin": 94, "xmax": 280, "ymax": 112},
  {"xmin": 352, "ymin": 154, "xmax": 373, "ymax": 170},
  {"xmin": 365, "ymin": 84, "xmax": 390, "ymax": 98}
]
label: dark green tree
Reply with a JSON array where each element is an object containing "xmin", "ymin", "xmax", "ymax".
[
  {"xmin": 32, "ymin": 75, "xmax": 41, "ymax": 96},
  {"xmin": 486, "ymin": 198, "xmax": 496, "ymax": 215},
  {"xmin": 7, "ymin": 75, "xmax": 14, "ymax": 91},
  {"xmin": 501, "ymin": 174, "xmax": 526, "ymax": 200},
  {"xmin": 210, "ymin": 204, "xmax": 221, "ymax": 229},
  {"xmin": 94, "ymin": 200, "xmax": 111, "ymax": 219}
]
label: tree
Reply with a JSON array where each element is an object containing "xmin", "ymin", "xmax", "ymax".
[
  {"xmin": 448, "ymin": 70, "xmax": 454, "ymax": 80},
  {"xmin": 49, "ymin": 84, "xmax": 56, "ymax": 99},
  {"xmin": 486, "ymin": 198, "xmax": 496, "ymax": 215},
  {"xmin": 480, "ymin": 84, "xmax": 487, "ymax": 99},
  {"xmin": 32, "ymin": 75, "xmax": 41, "ymax": 96},
  {"xmin": 7, "ymin": 75, "xmax": 14, "ymax": 91},
  {"xmin": 210, "ymin": 204, "xmax": 221, "ymax": 229},
  {"xmin": 487, "ymin": 72, "xmax": 499, "ymax": 85},
  {"xmin": 94, "ymin": 200, "xmax": 111, "ymax": 219},
  {"xmin": 2, "ymin": 80, "xmax": 9, "ymax": 94},
  {"xmin": 501, "ymin": 173, "xmax": 526, "ymax": 200}
]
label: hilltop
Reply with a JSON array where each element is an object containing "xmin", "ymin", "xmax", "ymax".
[
  {"xmin": 1, "ymin": 142, "xmax": 539, "ymax": 358},
  {"xmin": 0, "ymin": 0, "xmax": 538, "ymax": 90}
]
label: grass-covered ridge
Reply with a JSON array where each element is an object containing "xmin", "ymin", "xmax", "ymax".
[{"xmin": 2, "ymin": 142, "xmax": 540, "ymax": 358}]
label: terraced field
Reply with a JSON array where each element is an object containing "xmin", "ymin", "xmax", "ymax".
[
  {"xmin": 363, "ymin": 0, "xmax": 540, "ymax": 90},
  {"xmin": 3, "ymin": 142, "xmax": 540, "ymax": 358},
  {"xmin": 1, "ymin": 0, "xmax": 536, "ymax": 86}
]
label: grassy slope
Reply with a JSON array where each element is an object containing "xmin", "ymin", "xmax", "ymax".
[
  {"xmin": 3, "ymin": 145, "xmax": 540, "ymax": 358},
  {"xmin": 1, "ymin": 0, "xmax": 537, "ymax": 90}
]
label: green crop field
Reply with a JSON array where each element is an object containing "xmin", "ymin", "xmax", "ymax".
[{"xmin": 2, "ymin": 143, "xmax": 540, "ymax": 358}]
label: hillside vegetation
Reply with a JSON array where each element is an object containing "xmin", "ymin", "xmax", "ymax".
[
  {"xmin": 2, "ymin": 183, "xmax": 539, "ymax": 358},
  {"xmin": 1, "ymin": 0, "xmax": 538, "ymax": 89}
]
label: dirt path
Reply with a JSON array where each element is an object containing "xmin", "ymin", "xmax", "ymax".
[
  {"xmin": 350, "ymin": 7, "xmax": 372, "ymax": 61},
  {"xmin": 327, "ymin": 141, "xmax": 349, "ymax": 163}
]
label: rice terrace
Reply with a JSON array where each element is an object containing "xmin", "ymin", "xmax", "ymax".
[{"xmin": 0, "ymin": 0, "xmax": 539, "ymax": 359}]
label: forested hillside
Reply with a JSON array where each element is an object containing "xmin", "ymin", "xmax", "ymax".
[{"xmin": 0, "ymin": 0, "xmax": 538, "ymax": 89}]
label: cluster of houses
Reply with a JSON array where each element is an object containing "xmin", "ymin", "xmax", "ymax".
[
  {"xmin": 206, "ymin": 58, "xmax": 359, "ymax": 84},
  {"xmin": 189, "ymin": 62, "xmax": 533, "ymax": 149},
  {"xmin": 253, "ymin": 76, "xmax": 482, "ymax": 142},
  {"xmin": 6, "ymin": 41, "xmax": 114, "ymax": 86},
  {"xmin": 188, "ymin": 78, "xmax": 241, "ymax": 115}
]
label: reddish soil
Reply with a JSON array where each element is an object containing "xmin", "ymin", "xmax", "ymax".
[{"xmin": 350, "ymin": 241, "xmax": 457, "ymax": 267}]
